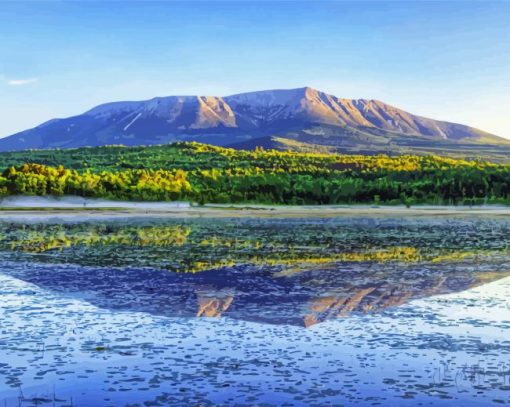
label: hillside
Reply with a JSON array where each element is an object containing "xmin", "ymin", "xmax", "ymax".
[
  {"xmin": 1, "ymin": 87, "xmax": 509, "ymax": 159},
  {"xmin": 0, "ymin": 142, "xmax": 509, "ymax": 206}
]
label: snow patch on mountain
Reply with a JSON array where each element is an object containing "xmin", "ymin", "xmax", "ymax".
[{"xmin": 123, "ymin": 112, "xmax": 142, "ymax": 131}]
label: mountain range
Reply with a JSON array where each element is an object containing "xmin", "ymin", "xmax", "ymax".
[{"xmin": 2, "ymin": 87, "xmax": 509, "ymax": 158}]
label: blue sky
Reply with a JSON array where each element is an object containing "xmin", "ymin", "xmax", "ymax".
[{"xmin": 1, "ymin": 1, "xmax": 509, "ymax": 138}]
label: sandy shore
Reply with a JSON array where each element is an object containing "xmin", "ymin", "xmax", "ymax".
[{"xmin": 0, "ymin": 205, "xmax": 510, "ymax": 218}]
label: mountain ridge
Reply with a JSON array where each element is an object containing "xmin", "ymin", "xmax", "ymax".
[{"xmin": 1, "ymin": 86, "xmax": 508, "ymax": 156}]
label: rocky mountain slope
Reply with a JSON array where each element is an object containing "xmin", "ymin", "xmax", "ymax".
[{"xmin": 1, "ymin": 87, "xmax": 508, "ymax": 157}]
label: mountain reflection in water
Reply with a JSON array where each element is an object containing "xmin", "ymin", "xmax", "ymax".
[{"xmin": 0, "ymin": 216, "xmax": 509, "ymax": 327}]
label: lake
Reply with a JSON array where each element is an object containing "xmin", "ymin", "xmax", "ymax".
[{"xmin": 0, "ymin": 215, "xmax": 509, "ymax": 406}]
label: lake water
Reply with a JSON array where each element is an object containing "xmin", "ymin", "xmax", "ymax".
[{"xmin": 0, "ymin": 216, "xmax": 509, "ymax": 406}]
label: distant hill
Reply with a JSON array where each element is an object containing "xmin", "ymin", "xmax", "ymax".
[{"xmin": 1, "ymin": 86, "xmax": 509, "ymax": 159}]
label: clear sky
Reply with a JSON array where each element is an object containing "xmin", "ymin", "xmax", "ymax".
[{"xmin": 1, "ymin": 1, "xmax": 509, "ymax": 138}]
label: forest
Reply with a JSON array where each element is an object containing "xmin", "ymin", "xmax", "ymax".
[{"xmin": 0, "ymin": 142, "xmax": 509, "ymax": 205}]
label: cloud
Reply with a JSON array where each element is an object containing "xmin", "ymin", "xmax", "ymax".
[{"xmin": 7, "ymin": 77, "xmax": 38, "ymax": 86}]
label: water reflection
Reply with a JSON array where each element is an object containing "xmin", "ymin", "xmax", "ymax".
[
  {"xmin": 2, "ymin": 260, "xmax": 508, "ymax": 327},
  {"xmin": 0, "ymin": 217, "xmax": 509, "ymax": 326}
]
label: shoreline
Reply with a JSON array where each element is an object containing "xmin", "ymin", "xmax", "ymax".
[{"xmin": 0, "ymin": 204, "xmax": 510, "ymax": 218}]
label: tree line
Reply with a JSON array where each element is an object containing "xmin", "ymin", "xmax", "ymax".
[{"xmin": 0, "ymin": 142, "xmax": 509, "ymax": 205}]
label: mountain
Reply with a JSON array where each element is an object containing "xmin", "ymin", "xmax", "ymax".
[{"xmin": 1, "ymin": 87, "xmax": 509, "ymax": 158}]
